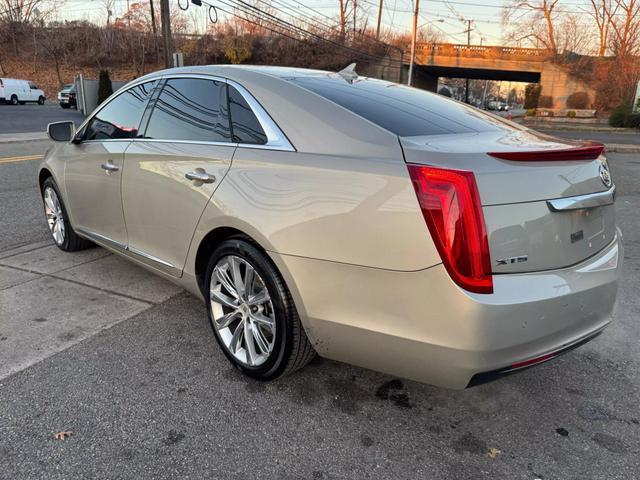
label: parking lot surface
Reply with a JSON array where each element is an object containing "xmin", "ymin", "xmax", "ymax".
[{"xmin": 0, "ymin": 135, "xmax": 639, "ymax": 478}]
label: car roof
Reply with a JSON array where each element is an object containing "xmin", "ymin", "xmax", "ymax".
[
  {"xmin": 110, "ymin": 65, "xmax": 404, "ymax": 158},
  {"xmin": 136, "ymin": 64, "xmax": 341, "ymax": 83}
]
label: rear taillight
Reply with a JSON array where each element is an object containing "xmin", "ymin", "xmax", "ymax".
[{"xmin": 407, "ymin": 164, "xmax": 493, "ymax": 294}]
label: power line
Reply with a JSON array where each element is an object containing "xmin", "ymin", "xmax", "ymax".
[{"xmin": 198, "ymin": 0, "xmax": 405, "ymax": 69}]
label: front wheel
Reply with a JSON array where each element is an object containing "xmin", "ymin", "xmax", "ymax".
[
  {"xmin": 9, "ymin": 95, "xmax": 18, "ymax": 105},
  {"xmin": 205, "ymin": 238, "xmax": 315, "ymax": 380},
  {"xmin": 38, "ymin": 96, "xmax": 45, "ymax": 105},
  {"xmin": 41, "ymin": 178, "xmax": 92, "ymax": 252}
]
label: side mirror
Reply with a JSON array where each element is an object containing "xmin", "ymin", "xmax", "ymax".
[{"xmin": 47, "ymin": 121, "xmax": 75, "ymax": 142}]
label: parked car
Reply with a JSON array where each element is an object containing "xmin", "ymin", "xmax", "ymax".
[
  {"xmin": 0, "ymin": 78, "xmax": 45, "ymax": 105},
  {"xmin": 39, "ymin": 66, "xmax": 622, "ymax": 389},
  {"xmin": 58, "ymin": 84, "xmax": 77, "ymax": 109},
  {"xmin": 487, "ymin": 100, "xmax": 509, "ymax": 111}
]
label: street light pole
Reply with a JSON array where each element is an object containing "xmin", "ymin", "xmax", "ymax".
[{"xmin": 408, "ymin": 0, "xmax": 420, "ymax": 86}]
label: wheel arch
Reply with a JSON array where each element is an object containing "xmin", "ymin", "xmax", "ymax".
[
  {"xmin": 38, "ymin": 167, "xmax": 53, "ymax": 193},
  {"xmin": 192, "ymin": 225, "xmax": 310, "ymax": 327}
]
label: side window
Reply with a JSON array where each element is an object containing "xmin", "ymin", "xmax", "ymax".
[
  {"xmin": 228, "ymin": 85, "xmax": 267, "ymax": 145},
  {"xmin": 144, "ymin": 78, "xmax": 231, "ymax": 142},
  {"xmin": 84, "ymin": 81, "xmax": 156, "ymax": 141},
  {"xmin": 29, "ymin": 82, "xmax": 38, "ymax": 90}
]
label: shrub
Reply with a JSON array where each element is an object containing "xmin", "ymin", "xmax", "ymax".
[
  {"xmin": 526, "ymin": 108, "xmax": 536, "ymax": 116},
  {"xmin": 538, "ymin": 95, "xmax": 554, "ymax": 108},
  {"xmin": 97, "ymin": 69, "xmax": 113, "ymax": 106},
  {"xmin": 624, "ymin": 112, "xmax": 640, "ymax": 129},
  {"xmin": 524, "ymin": 84, "xmax": 541, "ymax": 109},
  {"xmin": 609, "ymin": 103, "xmax": 631, "ymax": 127},
  {"xmin": 566, "ymin": 92, "xmax": 589, "ymax": 109},
  {"xmin": 567, "ymin": 110, "xmax": 576, "ymax": 118}
]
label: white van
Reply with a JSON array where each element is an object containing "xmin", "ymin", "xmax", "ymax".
[{"xmin": 0, "ymin": 78, "xmax": 46, "ymax": 105}]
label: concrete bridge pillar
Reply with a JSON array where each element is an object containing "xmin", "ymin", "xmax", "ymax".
[{"xmin": 412, "ymin": 69, "xmax": 438, "ymax": 92}]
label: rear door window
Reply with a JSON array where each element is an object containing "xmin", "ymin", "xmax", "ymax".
[
  {"xmin": 144, "ymin": 78, "xmax": 231, "ymax": 142},
  {"xmin": 84, "ymin": 81, "xmax": 157, "ymax": 140},
  {"xmin": 290, "ymin": 76, "xmax": 513, "ymax": 137}
]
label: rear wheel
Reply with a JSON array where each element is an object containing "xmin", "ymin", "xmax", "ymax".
[
  {"xmin": 205, "ymin": 238, "xmax": 315, "ymax": 380},
  {"xmin": 38, "ymin": 96, "xmax": 45, "ymax": 105},
  {"xmin": 41, "ymin": 177, "xmax": 92, "ymax": 252},
  {"xmin": 9, "ymin": 95, "xmax": 18, "ymax": 105}
]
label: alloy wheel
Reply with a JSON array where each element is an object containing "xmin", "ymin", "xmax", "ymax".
[
  {"xmin": 43, "ymin": 186, "xmax": 65, "ymax": 245},
  {"xmin": 210, "ymin": 255, "xmax": 276, "ymax": 367}
]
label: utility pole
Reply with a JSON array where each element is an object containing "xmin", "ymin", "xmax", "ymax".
[
  {"xmin": 339, "ymin": 0, "xmax": 346, "ymax": 39},
  {"xmin": 160, "ymin": 0, "xmax": 173, "ymax": 68},
  {"xmin": 353, "ymin": 0, "xmax": 357, "ymax": 34},
  {"xmin": 149, "ymin": 0, "xmax": 160, "ymax": 64},
  {"xmin": 376, "ymin": 0, "xmax": 383, "ymax": 39},
  {"xmin": 126, "ymin": 0, "xmax": 131, "ymax": 27},
  {"xmin": 463, "ymin": 19, "xmax": 473, "ymax": 103},
  {"xmin": 408, "ymin": 0, "xmax": 419, "ymax": 86}
]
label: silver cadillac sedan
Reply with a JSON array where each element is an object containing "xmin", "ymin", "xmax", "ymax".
[{"xmin": 39, "ymin": 65, "xmax": 622, "ymax": 388}]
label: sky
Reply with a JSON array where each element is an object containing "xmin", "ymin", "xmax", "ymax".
[
  {"xmin": 51, "ymin": 0, "xmax": 605, "ymax": 49},
  {"xmin": 53, "ymin": 0, "xmax": 511, "ymax": 45}
]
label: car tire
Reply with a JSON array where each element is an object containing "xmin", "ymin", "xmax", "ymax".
[
  {"xmin": 10, "ymin": 95, "xmax": 18, "ymax": 105},
  {"xmin": 205, "ymin": 237, "xmax": 316, "ymax": 380},
  {"xmin": 41, "ymin": 177, "xmax": 93, "ymax": 252},
  {"xmin": 60, "ymin": 103, "xmax": 70, "ymax": 109},
  {"xmin": 38, "ymin": 96, "xmax": 45, "ymax": 105}
]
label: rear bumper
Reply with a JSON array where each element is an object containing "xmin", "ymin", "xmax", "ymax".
[{"xmin": 273, "ymin": 232, "xmax": 623, "ymax": 389}]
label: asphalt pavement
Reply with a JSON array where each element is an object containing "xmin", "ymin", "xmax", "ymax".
[
  {"xmin": 541, "ymin": 129, "xmax": 640, "ymax": 146},
  {"xmin": 0, "ymin": 103, "xmax": 85, "ymax": 134},
  {"xmin": 0, "ymin": 116, "xmax": 639, "ymax": 479}
]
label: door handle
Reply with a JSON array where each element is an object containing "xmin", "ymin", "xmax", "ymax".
[
  {"xmin": 185, "ymin": 171, "xmax": 216, "ymax": 184},
  {"xmin": 100, "ymin": 162, "xmax": 120, "ymax": 172}
]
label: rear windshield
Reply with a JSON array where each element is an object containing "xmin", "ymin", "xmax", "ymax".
[{"xmin": 289, "ymin": 76, "xmax": 516, "ymax": 137}]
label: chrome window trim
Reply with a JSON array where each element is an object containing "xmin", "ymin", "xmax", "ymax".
[
  {"xmin": 132, "ymin": 138, "xmax": 238, "ymax": 148},
  {"xmin": 74, "ymin": 76, "xmax": 161, "ymax": 138},
  {"xmin": 226, "ymin": 79, "xmax": 295, "ymax": 152}
]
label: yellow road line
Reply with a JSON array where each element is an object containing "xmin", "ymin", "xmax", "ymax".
[{"xmin": 0, "ymin": 154, "xmax": 43, "ymax": 164}]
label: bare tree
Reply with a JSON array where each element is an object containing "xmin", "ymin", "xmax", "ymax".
[
  {"xmin": 503, "ymin": 0, "xmax": 560, "ymax": 53},
  {"xmin": 0, "ymin": 0, "xmax": 55, "ymax": 54},
  {"xmin": 101, "ymin": 0, "xmax": 115, "ymax": 26},
  {"xmin": 584, "ymin": 0, "xmax": 613, "ymax": 55},
  {"xmin": 606, "ymin": 0, "xmax": 640, "ymax": 57},
  {"xmin": 557, "ymin": 14, "xmax": 591, "ymax": 54},
  {"xmin": 339, "ymin": 0, "xmax": 351, "ymax": 39}
]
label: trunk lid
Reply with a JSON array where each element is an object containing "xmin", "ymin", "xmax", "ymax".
[{"xmin": 401, "ymin": 128, "xmax": 616, "ymax": 274}]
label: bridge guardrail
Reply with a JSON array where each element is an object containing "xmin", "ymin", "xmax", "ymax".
[{"xmin": 415, "ymin": 43, "xmax": 549, "ymax": 61}]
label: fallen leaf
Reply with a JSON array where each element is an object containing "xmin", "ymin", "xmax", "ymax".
[
  {"xmin": 487, "ymin": 447, "xmax": 501, "ymax": 459},
  {"xmin": 54, "ymin": 431, "xmax": 72, "ymax": 441}
]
